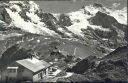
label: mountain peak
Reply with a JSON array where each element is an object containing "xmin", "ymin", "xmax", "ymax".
[
  {"xmin": 0, "ymin": 1, "xmax": 127, "ymax": 56},
  {"xmin": 93, "ymin": 3, "xmax": 103, "ymax": 8}
]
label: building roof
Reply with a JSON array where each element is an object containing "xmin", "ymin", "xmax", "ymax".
[{"xmin": 16, "ymin": 58, "xmax": 51, "ymax": 73}]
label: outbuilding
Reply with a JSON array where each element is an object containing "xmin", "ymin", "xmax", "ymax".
[{"xmin": 0, "ymin": 57, "xmax": 51, "ymax": 81}]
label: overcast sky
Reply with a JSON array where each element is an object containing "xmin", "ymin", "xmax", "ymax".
[{"xmin": 35, "ymin": 0, "xmax": 127, "ymax": 13}]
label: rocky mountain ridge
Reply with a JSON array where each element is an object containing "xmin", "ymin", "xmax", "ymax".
[{"xmin": 0, "ymin": 1, "xmax": 127, "ymax": 66}]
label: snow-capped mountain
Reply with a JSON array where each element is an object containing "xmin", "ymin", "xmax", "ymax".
[{"xmin": 0, "ymin": 1, "xmax": 127, "ymax": 57}]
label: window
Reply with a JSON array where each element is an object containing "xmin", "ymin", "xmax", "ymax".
[
  {"xmin": 8, "ymin": 69, "xmax": 16, "ymax": 73},
  {"xmin": 38, "ymin": 72, "xmax": 42, "ymax": 78},
  {"xmin": 44, "ymin": 70, "xmax": 46, "ymax": 75}
]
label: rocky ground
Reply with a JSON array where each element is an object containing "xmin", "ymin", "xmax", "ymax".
[{"xmin": 57, "ymin": 45, "xmax": 128, "ymax": 82}]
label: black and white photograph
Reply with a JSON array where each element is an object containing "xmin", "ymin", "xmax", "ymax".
[{"xmin": 0, "ymin": 0, "xmax": 127, "ymax": 82}]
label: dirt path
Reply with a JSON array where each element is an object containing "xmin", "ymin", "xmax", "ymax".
[{"xmin": 57, "ymin": 72, "xmax": 73, "ymax": 78}]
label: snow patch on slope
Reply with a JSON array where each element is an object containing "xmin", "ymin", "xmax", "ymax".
[
  {"xmin": 2, "ymin": 1, "xmax": 127, "ymax": 38},
  {"xmin": 67, "ymin": 9, "xmax": 90, "ymax": 36},
  {"xmin": 66, "ymin": 8, "xmax": 111, "ymax": 36},
  {"xmin": 0, "ymin": 33, "xmax": 22, "ymax": 40},
  {"xmin": 5, "ymin": 1, "xmax": 60, "ymax": 36},
  {"xmin": 26, "ymin": 12, "xmax": 40, "ymax": 23},
  {"xmin": 6, "ymin": 8, "xmax": 58, "ymax": 36},
  {"xmin": 84, "ymin": 5, "xmax": 101, "ymax": 15},
  {"xmin": 10, "ymin": 4, "xmax": 21, "ymax": 12},
  {"xmin": 28, "ymin": 1, "xmax": 39, "ymax": 13},
  {"xmin": 109, "ymin": 7, "xmax": 127, "ymax": 25},
  {"xmin": 65, "ymin": 4, "xmax": 127, "ymax": 36}
]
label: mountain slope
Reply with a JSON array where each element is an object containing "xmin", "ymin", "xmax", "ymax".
[
  {"xmin": 0, "ymin": 1, "xmax": 127, "ymax": 59},
  {"xmin": 61, "ymin": 45, "xmax": 128, "ymax": 82}
]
